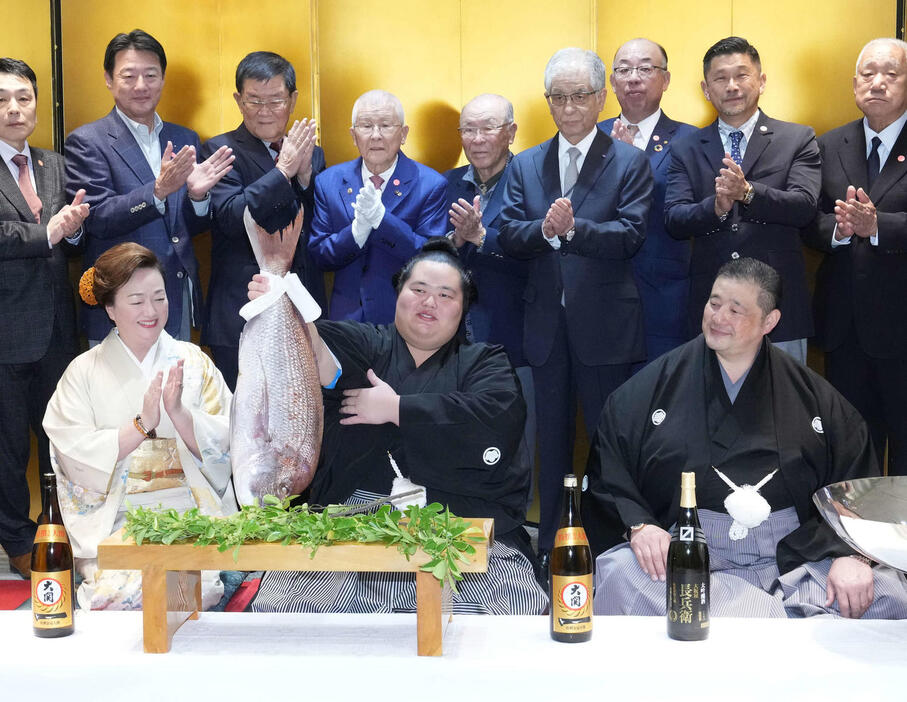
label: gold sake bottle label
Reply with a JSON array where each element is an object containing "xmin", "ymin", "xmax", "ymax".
[
  {"xmin": 32, "ymin": 570, "xmax": 73, "ymax": 629},
  {"xmin": 33, "ymin": 524, "xmax": 69, "ymax": 544},
  {"xmin": 554, "ymin": 526, "xmax": 589, "ymax": 547},
  {"xmin": 551, "ymin": 573, "xmax": 593, "ymax": 634}
]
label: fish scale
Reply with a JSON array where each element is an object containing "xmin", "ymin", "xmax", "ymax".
[{"xmin": 231, "ymin": 209, "xmax": 323, "ymax": 506}]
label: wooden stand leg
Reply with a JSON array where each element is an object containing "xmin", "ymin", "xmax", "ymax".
[
  {"xmin": 141, "ymin": 567, "xmax": 201, "ymax": 653},
  {"xmin": 141, "ymin": 565, "xmax": 169, "ymax": 653},
  {"xmin": 416, "ymin": 570, "xmax": 443, "ymax": 656}
]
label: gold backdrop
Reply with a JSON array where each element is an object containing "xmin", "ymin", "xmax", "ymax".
[{"xmin": 2, "ymin": 0, "xmax": 896, "ymax": 159}]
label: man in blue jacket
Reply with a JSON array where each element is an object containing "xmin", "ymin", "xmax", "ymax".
[
  {"xmin": 65, "ymin": 29, "xmax": 234, "ymax": 343},
  {"xmin": 309, "ymin": 90, "xmax": 447, "ymax": 323}
]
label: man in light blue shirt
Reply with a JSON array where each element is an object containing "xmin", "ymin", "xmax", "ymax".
[{"xmin": 65, "ymin": 29, "xmax": 234, "ymax": 343}]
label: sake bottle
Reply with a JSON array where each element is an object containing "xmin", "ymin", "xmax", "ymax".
[
  {"xmin": 550, "ymin": 473, "xmax": 593, "ymax": 642},
  {"xmin": 31, "ymin": 472, "xmax": 74, "ymax": 638},
  {"xmin": 666, "ymin": 471, "xmax": 709, "ymax": 641}
]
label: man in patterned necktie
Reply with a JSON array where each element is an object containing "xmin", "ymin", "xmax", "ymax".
[
  {"xmin": 0, "ymin": 58, "xmax": 88, "ymax": 577},
  {"xmin": 665, "ymin": 36, "xmax": 821, "ymax": 365}
]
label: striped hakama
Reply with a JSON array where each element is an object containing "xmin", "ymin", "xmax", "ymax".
[
  {"xmin": 251, "ymin": 490, "xmax": 548, "ymax": 615},
  {"xmin": 593, "ymin": 508, "xmax": 907, "ymax": 618}
]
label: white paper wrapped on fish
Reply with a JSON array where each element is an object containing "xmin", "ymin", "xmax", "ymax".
[
  {"xmin": 231, "ymin": 208, "xmax": 323, "ymax": 506},
  {"xmin": 247, "ymin": 238, "xmax": 548, "ymax": 615}
]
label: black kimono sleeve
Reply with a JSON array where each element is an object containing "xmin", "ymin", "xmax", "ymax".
[
  {"xmin": 775, "ymin": 380, "xmax": 880, "ymax": 573},
  {"xmin": 581, "ymin": 372, "xmax": 667, "ymax": 558}
]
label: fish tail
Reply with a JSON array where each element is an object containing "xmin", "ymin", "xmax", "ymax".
[{"xmin": 242, "ymin": 207, "xmax": 304, "ymax": 275}]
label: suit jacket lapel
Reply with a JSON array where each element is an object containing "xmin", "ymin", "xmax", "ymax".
[
  {"xmin": 383, "ymin": 152, "xmax": 417, "ymax": 215},
  {"xmin": 0, "ymin": 157, "xmax": 35, "ymax": 221},
  {"xmin": 647, "ymin": 112, "xmax": 677, "ymax": 171},
  {"xmin": 32, "ymin": 147, "xmax": 52, "ymax": 212},
  {"xmin": 740, "ymin": 113, "xmax": 771, "ymax": 176},
  {"xmin": 534, "ymin": 135, "xmax": 561, "ymax": 205},
  {"xmin": 482, "ymin": 159, "xmax": 511, "ymax": 223},
  {"xmin": 871, "ymin": 121, "xmax": 907, "ymax": 201},
  {"xmin": 108, "ymin": 110, "xmax": 155, "ymax": 185},
  {"xmin": 236, "ymin": 122, "xmax": 277, "ymax": 176},
  {"xmin": 701, "ymin": 121, "xmax": 726, "ymax": 174},
  {"xmin": 836, "ymin": 121, "xmax": 869, "ymax": 188},
  {"xmin": 340, "ymin": 159, "xmax": 363, "ymax": 220},
  {"xmin": 570, "ymin": 130, "xmax": 613, "ymax": 212}
]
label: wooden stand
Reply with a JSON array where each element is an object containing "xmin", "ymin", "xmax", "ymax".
[{"xmin": 96, "ymin": 518, "xmax": 493, "ymax": 656}]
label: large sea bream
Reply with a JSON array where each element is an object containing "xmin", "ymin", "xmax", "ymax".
[{"xmin": 231, "ymin": 208, "xmax": 323, "ymax": 505}]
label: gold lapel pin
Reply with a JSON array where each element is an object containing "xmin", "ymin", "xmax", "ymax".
[
  {"xmin": 347, "ymin": 187, "xmax": 353, "ymax": 193},
  {"xmin": 654, "ymin": 144, "xmax": 664, "ymax": 152}
]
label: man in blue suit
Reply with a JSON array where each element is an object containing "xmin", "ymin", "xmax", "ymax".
[
  {"xmin": 201, "ymin": 51, "xmax": 326, "ymax": 389},
  {"xmin": 309, "ymin": 90, "xmax": 447, "ymax": 323},
  {"xmin": 665, "ymin": 37, "xmax": 820, "ymax": 364},
  {"xmin": 65, "ymin": 29, "xmax": 234, "ymax": 343},
  {"xmin": 446, "ymin": 93, "xmax": 534, "ymax": 512},
  {"xmin": 599, "ymin": 39, "xmax": 697, "ymax": 365},
  {"xmin": 499, "ymin": 48, "xmax": 653, "ymax": 559}
]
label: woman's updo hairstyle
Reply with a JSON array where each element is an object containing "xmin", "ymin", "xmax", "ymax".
[{"xmin": 79, "ymin": 243, "xmax": 164, "ymax": 307}]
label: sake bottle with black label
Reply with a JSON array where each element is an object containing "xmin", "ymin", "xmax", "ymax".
[
  {"xmin": 31, "ymin": 472, "xmax": 74, "ymax": 638},
  {"xmin": 550, "ymin": 473, "xmax": 593, "ymax": 642},
  {"xmin": 667, "ymin": 471, "xmax": 709, "ymax": 641}
]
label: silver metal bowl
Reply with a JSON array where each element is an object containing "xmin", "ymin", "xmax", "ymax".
[{"xmin": 813, "ymin": 477, "xmax": 907, "ymax": 572}]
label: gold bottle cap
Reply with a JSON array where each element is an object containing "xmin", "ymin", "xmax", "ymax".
[
  {"xmin": 680, "ymin": 472, "xmax": 696, "ymax": 489},
  {"xmin": 564, "ymin": 474, "xmax": 578, "ymax": 488}
]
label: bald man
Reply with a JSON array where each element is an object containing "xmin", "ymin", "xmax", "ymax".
[
  {"xmin": 446, "ymin": 94, "xmax": 535, "ymax": 522},
  {"xmin": 805, "ymin": 38, "xmax": 907, "ymax": 476},
  {"xmin": 600, "ymin": 38, "xmax": 697, "ymax": 365},
  {"xmin": 308, "ymin": 90, "xmax": 448, "ymax": 323}
]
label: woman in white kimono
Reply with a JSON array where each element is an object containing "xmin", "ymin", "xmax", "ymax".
[{"xmin": 43, "ymin": 243, "xmax": 236, "ymax": 610}]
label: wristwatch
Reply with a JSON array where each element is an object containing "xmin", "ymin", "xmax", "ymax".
[
  {"xmin": 626, "ymin": 522, "xmax": 647, "ymax": 540},
  {"xmin": 742, "ymin": 182, "xmax": 755, "ymax": 206}
]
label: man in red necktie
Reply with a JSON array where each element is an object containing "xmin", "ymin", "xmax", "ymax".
[
  {"xmin": 0, "ymin": 57, "xmax": 89, "ymax": 578},
  {"xmin": 308, "ymin": 90, "xmax": 449, "ymax": 324}
]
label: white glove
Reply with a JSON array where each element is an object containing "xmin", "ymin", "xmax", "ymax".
[
  {"xmin": 351, "ymin": 183, "xmax": 385, "ymax": 247},
  {"xmin": 357, "ymin": 183, "xmax": 385, "ymax": 226}
]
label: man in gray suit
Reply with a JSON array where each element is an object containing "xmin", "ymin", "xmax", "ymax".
[{"xmin": 0, "ymin": 58, "xmax": 88, "ymax": 577}]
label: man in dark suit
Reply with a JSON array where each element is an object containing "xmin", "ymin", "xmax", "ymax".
[
  {"xmin": 446, "ymin": 93, "xmax": 534, "ymax": 512},
  {"xmin": 201, "ymin": 51, "xmax": 326, "ymax": 389},
  {"xmin": 665, "ymin": 36, "xmax": 821, "ymax": 363},
  {"xmin": 65, "ymin": 29, "xmax": 234, "ymax": 343},
  {"xmin": 308, "ymin": 90, "xmax": 447, "ymax": 323},
  {"xmin": 0, "ymin": 58, "xmax": 89, "ymax": 577},
  {"xmin": 805, "ymin": 38, "xmax": 907, "ymax": 475},
  {"xmin": 599, "ymin": 38, "xmax": 697, "ymax": 364},
  {"xmin": 499, "ymin": 48, "xmax": 652, "ymax": 558}
]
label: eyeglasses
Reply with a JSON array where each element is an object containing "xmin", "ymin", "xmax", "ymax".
[
  {"xmin": 545, "ymin": 90, "xmax": 599, "ymax": 107},
  {"xmin": 241, "ymin": 98, "xmax": 291, "ymax": 112},
  {"xmin": 457, "ymin": 123, "xmax": 511, "ymax": 139},
  {"xmin": 353, "ymin": 123, "xmax": 402, "ymax": 136},
  {"xmin": 611, "ymin": 65, "xmax": 666, "ymax": 81}
]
